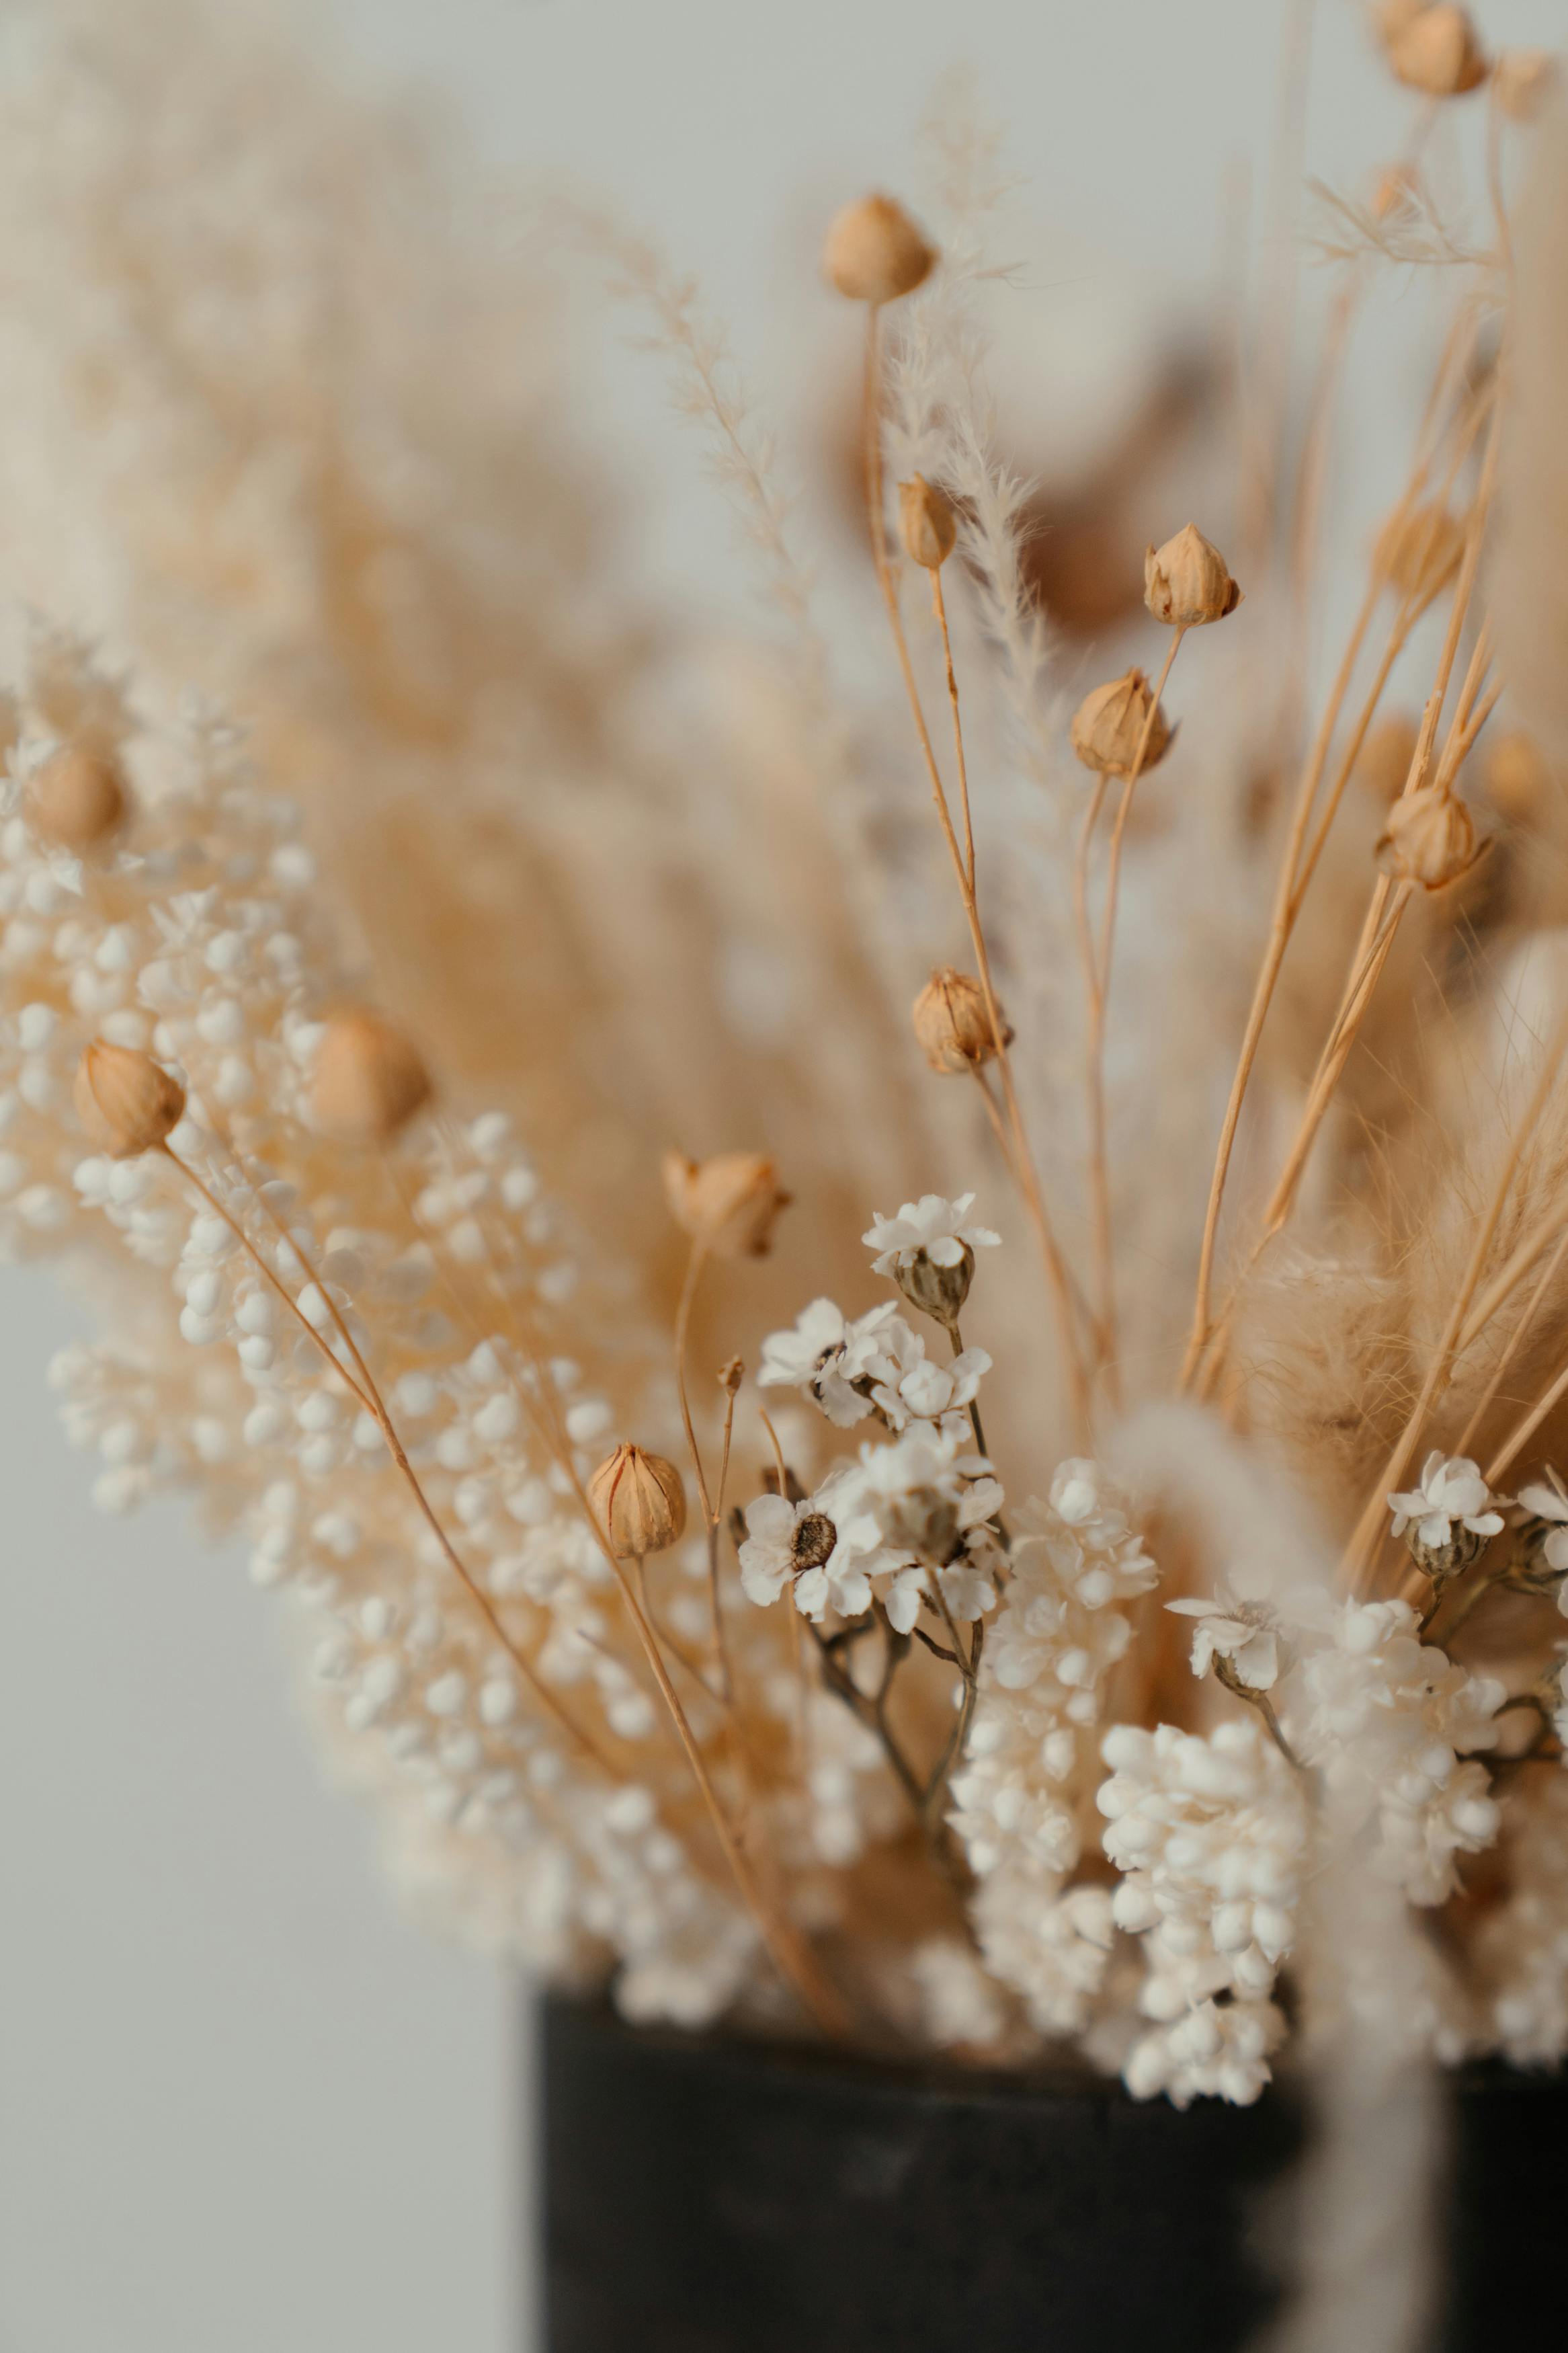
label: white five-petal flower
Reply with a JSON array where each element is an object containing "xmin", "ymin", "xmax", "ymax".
[
  {"xmin": 1166, "ymin": 1585, "xmax": 1280, "ymax": 1692},
  {"xmin": 862, "ymin": 1192, "xmax": 1001, "ymax": 1279},
  {"xmin": 1387, "ymin": 1451, "xmax": 1505, "ymax": 1550},
  {"xmin": 756, "ymin": 1297, "xmax": 905, "ymax": 1428}
]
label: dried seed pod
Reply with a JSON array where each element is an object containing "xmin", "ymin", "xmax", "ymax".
[
  {"xmin": 1356, "ymin": 713, "xmax": 1421, "ymax": 802},
  {"xmin": 1377, "ymin": 785, "xmax": 1481, "ymax": 888},
  {"xmin": 895, "ymin": 1240, "xmax": 976, "ymax": 1328},
  {"xmin": 1495, "ymin": 50, "xmax": 1555, "ymax": 123},
  {"xmin": 899, "ymin": 476, "xmax": 958, "ymax": 571},
  {"xmin": 912, "ymin": 967, "xmax": 1010, "ymax": 1076},
  {"xmin": 1069, "ymin": 669, "xmax": 1174, "ymax": 780},
  {"xmin": 74, "ymin": 1039, "xmax": 185, "ymax": 1158},
  {"xmin": 823, "ymin": 194, "xmax": 935, "ymax": 305},
  {"xmin": 1485, "ymin": 730, "xmax": 1554, "ymax": 823},
  {"xmin": 1372, "ymin": 500, "xmax": 1466, "ymax": 607},
  {"xmin": 662, "ymin": 1150, "xmax": 790, "ymax": 1258},
  {"xmin": 1143, "ymin": 524, "xmax": 1242, "ymax": 627},
  {"xmin": 588, "ymin": 1443, "xmax": 688, "ymax": 1560},
  {"xmin": 27, "ymin": 745, "xmax": 127, "ymax": 850},
  {"xmin": 1385, "ymin": 4, "xmax": 1489, "ymax": 97},
  {"xmin": 313, "ymin": 1009, "xmax": 432, "ymax": 1144}
]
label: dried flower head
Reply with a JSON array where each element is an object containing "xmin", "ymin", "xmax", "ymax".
[
  {"xmin": 1356, "ymin": 713, "xmax": 1421, "ymax": 801},
  {"xmin": 1388, "ymin": 1451, "xmax": 1505, "ymax": 1587},
  {"xmin": 73, "ymin": 1039, "xmax": 185, "ymax": 1159},
  {"xmin": 1373, "ymin": 500, "xmax": 1467, "ymax": 606},
  {"xmin": 1385, "ymin": 3, "xmax": 1489, "ymax": 97},
  {"xmin": 823, "ymin": 194, "xmax": 935, "ymax": 305},
  {"xmin": 26, "ymin": 744, "xmax": 126, "ymax": 850},
  {"xmin": 911, "ymin": 967, "xmax": 1009, "ymax": 1076},
  {"xmin": 1485, "ymin": 729, "xmax": 1554, "ymax": 822},
  {"xmin": 662, "ymin": 1150, "xmax": 791, "ymax": 1257},
  {"xmin": 1143, "ymin": 524, "xmax": 1242, "ymax": 627},
  {"xmin": 1494, "ymin": 49, "xmax": 1555, "ymax": 122},
  {"xmin": 1070, "ymin": 669, "xmax": 1174, "ymax": 781},
  {"xmin": 312, "ymin": 1009, "xmax": 432, "ymax": 1144},
  {"xmin": 899, "ymin": 476, "xmax": 958, "ymax": 571},
  {"xmin": 589, "ymin": 1443, "xmax": 688, "ymax": 1560},
  {"xmin": 1376, "ymin": 785, "xmax": 1481, "ymax": 889}
]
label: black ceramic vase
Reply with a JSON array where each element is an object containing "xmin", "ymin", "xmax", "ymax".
[{"xmin": 540, "ymin": 1995, "xmax": 1565, "ymax": 2353}]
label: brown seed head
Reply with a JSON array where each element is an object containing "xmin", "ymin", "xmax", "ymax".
[
  {"xmin": 588, "ymin": 1443, "xmax": 688, "ymax": 1560},
  {"xmin": 912, "ymin": 967, "xmax": 1010, "ymax": 1076},
  {"xmin": 74, "ymin": 1039, "xmax": 185, "ymax": 1158},
  {"xmin": 823, "ymin": 194, "xmax": 935, "ymax": 305},
  {"xmin": 313, "ymin": 1009, "xmax": 432, "ymax": 1146},
  {"xmin": 1485, "ymin": 730, "xmax": 1554, "ymax": 822},
  {"xmin": 1377, "ymin": 786, "xmax": 1481, "ymax": 889},
  {"xmin": 1373, "ymin": 500, "xmax": 1466, "ymax": 608},
  {"xmin": 27, "ymin": 745, "xmax": 127, "ymax": 851},
  {"xmin": 1143, "ymin": 524, "xmax": 1243, "ymax": 627},
  {"xmin": 1495, "ymin": 49, "xmax": 1555, "ymax": 122},
  {"xmin": 1385, "ymin": 4, "xmax": 1489, "ymax": 97},
  {"xmin": 899, "ymin": 476, "xmax": 958, "ymax": 571},
  {"xmin": 1070, "ymin": 669, "xmax": 1175, "ymax": 781},
  {"xmin": 1356, "ymin": 713, "xmax": 1422, "ymax": 802},
  {"xmin": 662, "ymin": 1150, "xmax": 791, "ymax": 1258}
]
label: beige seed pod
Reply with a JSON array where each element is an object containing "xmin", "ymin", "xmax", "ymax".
[
  {"xmin": 662, "ymin": 1150, "xmax": 791, "ymax": 1258},
  {"xmin": 1495, "ymin": 50, "xmax": 1555, "ymax": 123},
  {"xmin": 823, "ymin": 194, "xmax": 935, "ymax": 305},
  {"xmin": 1143, "ymin": 524, "xmax": 1243, "ymax": 627},
  {"xmin": 313, "ymin": 1009, "xmax": 432, "ymax": 1145},
  {"xmin": 27, "ymin": 745, "xmax": 127, "ymax": 850},
  {"xmin": 1385, "ymin": 4, "xmax": 1489, "ymax": 97},
  {"xmin": 588, "ymin": 1443, "xmax": 688, "ymax": 1560},
  {"xmin": 1485, "ymin": 730, "xmax": 1554, "ymax": 822},
  {"xmin": 1373, "ymin": 500, "xmax": 1466, "ymax": 608},
  {"xmin": 912, "ymin": 967, "xmax": 1011, "ymax": 1076},
  {"xmin": 899, "ymin": 476, "xmax": 958, "ymax": 571},
  {"xmin": 1356, "ymin": 713, "xmax": 1421, "ymax": 802},
  {"xmin": 74, "ymin": 1040, "xmax": 185, "ymax": 1158},
  {"xmin": 1070, "ymin": 669, "xmax": 1175, "ymax": 781},
  {"xmin": 1377, "ymin": 785, "xmax": 1481, "ymax": 888}
]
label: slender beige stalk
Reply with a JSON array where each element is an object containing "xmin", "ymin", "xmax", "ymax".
[
  {"xmin": 1342, "ymin": 1010, "xmax": 1568, "ymax": 1587},
  {"xmin": 862, "ymin": 306, "xmax": 1092, "ymax": 1441},
  {"xmin": 1453, "ymin": 1227, "xmax": 1568, "ymax": 1460},
  {"xmin": 162, "ymin": 1144, "xmax": 618, "ymax": 1774},
  {"xmin": 673, "ymin": 1240, "xmax": 714, "ymax": 1523}
]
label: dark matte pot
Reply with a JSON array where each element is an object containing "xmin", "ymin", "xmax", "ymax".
[{"xmin": 540, "ymin": 1994, "xmax": 1565, "ymax": 2353}]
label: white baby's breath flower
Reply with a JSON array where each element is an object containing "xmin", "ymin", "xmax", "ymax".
[
  {"xmin": 755, "ymin": 1296, "xmax": 905, "ymax": 1428},
  {"xmin": 1166, "ymin": 1585, "xmax": 1280, "ymax": 1693},
  {"xmin": 862, "ymin": 1191, "xmax": 1000, "ymax": 1279},
  {"xmin": 867, "ymin": 1318, "xmax": 991, "ymax": 1437},
  {"xmin": 1387, "ymin": 1451, "xmax": 1505, "ymax": 1550}
]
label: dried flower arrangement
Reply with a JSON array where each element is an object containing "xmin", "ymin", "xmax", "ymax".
[{"xmin": 3, "ymin": 0, "xmax": 1568, "ymax": 2142}]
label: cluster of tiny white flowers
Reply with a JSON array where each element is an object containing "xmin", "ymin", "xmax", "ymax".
[
  {"xmin": 1290, "ymin": 1598, "xmax": 1503, "ymax": 1907},
  {"xmin": 1098, "ymin": 1719, "xmax": 1308, "ymax": 2106},
  {"xmin": 0, "ymin": 635, "xmax": 766, "ymax": 2030},
  {"xmin": 948, "ymin": 1460, "xmax": 1155, "ymax": 2038},
  {"xmin": 1473, "ymin": 1771, "xmax": 1568, "ymax": 2067}
]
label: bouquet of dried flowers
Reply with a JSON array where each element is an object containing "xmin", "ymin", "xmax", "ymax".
[{"xmin": 3, "ymin": 0, "xmax": 1568, "ymax": 2156}]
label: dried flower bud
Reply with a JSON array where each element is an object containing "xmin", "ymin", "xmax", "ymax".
[
  {"xmin": 823, "ymin": 194, "xmax": 935, "ymax": 305},
  {"xmin": 313, "ymin": 1009, "xmax": 432, "ymax": 1145},
  {"xmin": 1494, "ymin": 49, "xmax": 1554, "ymax": 122},
  {"xmin": 1385, "ymin": 5, "xmax": 1489, "ymax": 97},
  {"xmin": 1372, "ymin": 500, "xmax": 1466, "ymax": 608},
  {"xmin": 1376, "ymin": 785, "xmax": 1481, "ymax": 889},
  {"xmin": 1069, "ymin": 669, "xmax": 1174, "ymax": 781},
  {"xmin": 74, "ymin": 1039, "xmax": 185, "ymax": 1158},
  {"xmin": 1143, "ymin": 524, "xmax": 1242, "ymax": 627},
  {"xmin": 912, "ymin": 967, "xmax": 1010, "ymax": 1076},
  {"xmin": 662, "ymin": 1151, "xmax": 790, "ymax": 1258},
  {"xmin": 1485, "ymin": 729, "xmax": 1554, "ymax": 823},
  {"xmin": 27, "ymin": 745, "xmax": 127, "ymax": 850},
  {"xmin": 899, "ymin": 476, "xmax": 958, "ymax": 571},
  {"xmin": 895, "ymin": 1241, "xmax": 976, "ymax": 1329},
  {"xmin": 1356, "ymin": 713, "xmax": 1421, "ymax": 802},
  {"xmin": 588, "ymin": 1443, "xmax": 688, "ymax": 1560}
]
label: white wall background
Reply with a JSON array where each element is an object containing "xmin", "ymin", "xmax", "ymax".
[{"xmin": 1, "ymin": 3, "xmax": 1562, "ymax": 2349}]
